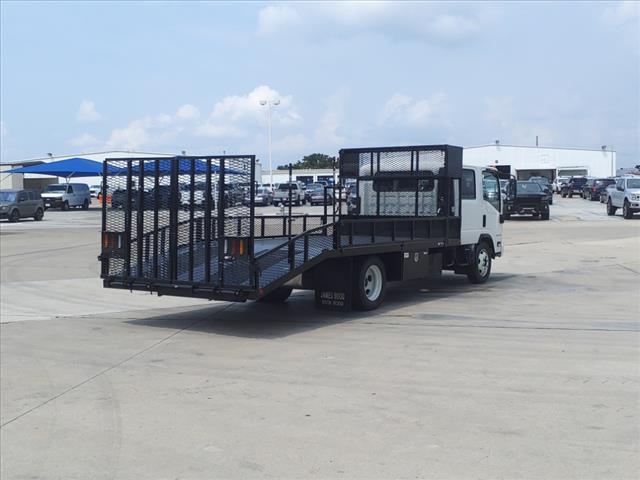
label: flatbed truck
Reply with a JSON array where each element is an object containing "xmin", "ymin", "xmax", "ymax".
[{"xmin": 100, "ymin": 145, "xmax": 506, "ymax": 311}]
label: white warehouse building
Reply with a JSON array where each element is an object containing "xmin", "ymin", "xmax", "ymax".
[{"xmin": 462, "ymin": 144, "xmax": 616, "ymax": 180}]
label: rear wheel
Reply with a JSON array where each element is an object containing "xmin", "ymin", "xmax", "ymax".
[
  {"xmin": 8, "ymin": 209, "xmax": 20, "ymax": 222},
  {"xmin": 257, "ymin": 286, "xmax": 293, "ymax": 303},
  {"xmin": 82, "ymin": 199, "xmax": 89, "ymax": 210},
  {"xmin": 33, "ymin": 208, "xmax": 44, "ymax": 221},
  {"xmin": 61, "ymin": 201, "xmax": 69, "ymax": 211},
  {"xmin": 352, "ymin": 256, "xmax": 386, "ymax": 311},
  {"xmin": 607, "ymin": 199, "xmax": 617, "ymax": 216},
  {"xmin": 467, "ymin": 242, "xmax": 492, "ymax": 284},
  {"xmin": 623, "ymin": 200, "xmax": 633, "ymax": 219}
]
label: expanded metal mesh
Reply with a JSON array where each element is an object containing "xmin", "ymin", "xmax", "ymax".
[
  {"xmin": 102, "ymin": 156, "xmax": 254, "ymax": 288},
  {"xmin": 256, "ymin": 224, "xmax": 335, "ymax": 288},
  {"xmin": 344, "ymin": 146, "xmax": 454, "ymax": 218}
]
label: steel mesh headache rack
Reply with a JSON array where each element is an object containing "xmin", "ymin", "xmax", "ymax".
[{"xmin": 100, "ymin": 145, "xmax": 463, "ymax": 304}]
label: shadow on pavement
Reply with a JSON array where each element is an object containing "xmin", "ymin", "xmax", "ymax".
[{"xmin": 126, "ymin": 272, "xmax": 518, "ymax": 339}]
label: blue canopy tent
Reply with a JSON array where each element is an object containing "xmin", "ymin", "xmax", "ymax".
[{"xmin": 4, "ymin": 157, "xmax": 121, "ymax": 177}]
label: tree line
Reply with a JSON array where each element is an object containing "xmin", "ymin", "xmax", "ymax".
[{"xmin": 276, "ymin": 153, "xmax": 336, "ymax": 170}]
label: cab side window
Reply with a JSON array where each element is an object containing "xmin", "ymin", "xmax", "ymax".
[
  {"xmin": 482, "ymin": 171, "xmax": 500, "ymax": 211},
  {"xmin": 67, "ymin": 186, "xmax": 74, "ymax": 194},
  {"xmin": 461, "ymin": 169, "xmax": 476, "ymax": 199}
]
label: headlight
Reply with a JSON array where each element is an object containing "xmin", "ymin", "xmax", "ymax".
[
  {"xmin": 631, "ymin": 194, "xmax": 640, "ymax": 201},
  {"xmin": 0, "ymin": 206, "xmax": 7, "ymax": 212}
]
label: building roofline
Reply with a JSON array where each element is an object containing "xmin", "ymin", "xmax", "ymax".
[{"xmin": 464, "ymin": 144, "xmax": 616, "ymax": 153}]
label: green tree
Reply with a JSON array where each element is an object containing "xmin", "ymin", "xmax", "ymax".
[{"xmin": 277, "ymin": 153, "xmax": 336, "ymax": 170}]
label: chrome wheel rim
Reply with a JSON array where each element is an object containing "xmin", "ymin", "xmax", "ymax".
[
  {"xmin": 364, "ymin": 264, "xmax": 383, "ymax": 302},
  {"xmin": 477, "ymin": 249, "xmax": 490, "ymax": 277}
]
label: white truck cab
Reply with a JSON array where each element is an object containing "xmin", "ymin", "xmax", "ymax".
[{"xmin": 461, "ymin": 166, "xmax": 503, "ymax": 257}]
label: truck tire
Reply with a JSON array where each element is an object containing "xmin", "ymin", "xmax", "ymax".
[
  {"xmin": 607, "ymin": 199, "xmax": 617, "ymax": 216},
  {"xmin": 352, "ymin": 256, "xmax": 386, "ymax": 311},
  {"xmin": 466, "ymin": 242, "xmax": 492, "ymax": 284},
  {"xmin": 568, "ymin": 191, "xmax": 573, "ymax": 198},
  {"xmin": 258, "ymin": 286, "xmax": 293, "ymax": 303},
  {"xmin": 61, "ymin": 201, "xmax": 69, "ymax": 211},
  {"xmin": 623, "ymin": 200, "xmax": 633, "ymax": 219},
  {"xmin": 541, "ymin": 209, "xmax": 550, "ymax": 220},
  {"xmin": 82, "ymin": 199, "xmax": 89, "ymax": 210}
]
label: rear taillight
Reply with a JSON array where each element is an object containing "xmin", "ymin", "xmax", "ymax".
[
  {"xmin": 102, "ymin": 232, "xmax": 123, "ymax": 251},
  {"xmin": 225, "ymin": 238, "xmax": 247, "ymax": 257}
]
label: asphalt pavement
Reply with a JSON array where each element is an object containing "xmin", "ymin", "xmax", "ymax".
[{"xmin": 1, "ymin": 196, "xmax": 639, "ymax": 479}]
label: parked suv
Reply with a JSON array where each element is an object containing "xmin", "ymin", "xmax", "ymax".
[
  {"xmin": 607, "ymin": 176, "xmax": 640, "ymax": 219},
  {"xmin": 0, "ymin": 189, "xmax": 45, "ymax": 222},
  {"xmin": 41, "ymin": 183, "xmax": 91, "ymax": 210},
  {"xmin": 582, "ymin": 178, "xmax": 615, "ymax": 201},
  {"xmin": 561, "ymin": 177, "xmax": 588, "ymax": 198},
  {"xmin": 529, "ymin": 176, "xmax": 553, "ymax": 205}
]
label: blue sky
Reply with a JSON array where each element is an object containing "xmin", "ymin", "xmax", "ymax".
[{"xmin": 1, "ymin": 1, "xmax": 638, "ymax": 167}]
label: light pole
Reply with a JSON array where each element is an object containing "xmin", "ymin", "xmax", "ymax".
[{"xmin": 259, "ymin": 99, "xmax": 280, "ymax": 187}]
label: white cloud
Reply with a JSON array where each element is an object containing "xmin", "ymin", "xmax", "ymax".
[
  {"xmin": 211, "ymin": 85, "xmax": 301, "ymax": 126},
  {"xmin": 256, "ymin": 2, "xmax": 498, "ymax": 44},
  {"xmin": 258, "ymin": 4, "xmax": 301, "ymax": 35},
  {"xmin": 315, "ymin": 91, "xmax": 347, "ymax": 145},
  {"xmin": 176, "ymin": 104, "xmax": 200, "ymax": 120},
  {"xmin": 379, "ymin": 92, "xmax": 447, "ymax": 126},
  {"xmin": 68, "ymin": 133, "xmax": 99, "ymax": 148},
  {"xmin": 103, "ymin": 86, "xmax": 301, "ymax": 149},
  {"xmin": 105, "ymin": 115, "xmax": 174, "ymax": 150},
  {"xmin": 76, "ymin": 100, "xmax": 102, "ymax": 123},
  {"xmin": 602, "ymin": 1, "xmax": 639, "ymax": 26}
]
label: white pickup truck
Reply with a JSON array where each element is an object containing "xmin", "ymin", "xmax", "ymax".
[{"xmin": 606, "ymin": 176, "xmax": 640, "ymax": 219}]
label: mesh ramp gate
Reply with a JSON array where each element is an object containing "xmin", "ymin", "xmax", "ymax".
[{"xmin": 101, "ymin": 155, "xmax": 255, "ymax": 292}]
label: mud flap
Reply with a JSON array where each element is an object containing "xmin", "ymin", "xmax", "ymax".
[{"xmin": 309, "ymin": 258, "xmax": 354, "ymax": 311}]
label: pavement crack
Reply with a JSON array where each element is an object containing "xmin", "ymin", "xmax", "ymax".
[{"xmin": 0, "ymin": 305, "xmax": 231, "ymax": 429}]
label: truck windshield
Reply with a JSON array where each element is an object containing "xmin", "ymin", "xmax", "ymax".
[
  {"xmin": 0, "ymin": 192, "xmax": 17, "ymax": 202},
  {"xmin": 627, "ymin": 179, "xmax": 640, "ymax": 188},
  {"xmin": 45, "ymin": 185, "xmax": 67, "ymax": 192},
  {"xmin": 278, "ymin": 184, "xmax": 296, "ymax": 190}
]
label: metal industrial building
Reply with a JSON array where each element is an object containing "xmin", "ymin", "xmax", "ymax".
[{"xmin": 462, "ymin": 144, "xmax": 616, "ymax": 180}]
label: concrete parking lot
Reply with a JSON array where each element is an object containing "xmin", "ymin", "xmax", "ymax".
[{"xmin": 1, "ymin": 197, "xmax": 639, "ymax": 479}]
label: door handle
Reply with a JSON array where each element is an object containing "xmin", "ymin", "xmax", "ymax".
[{"xmin": 483, "ymin": 214, "xmax": 486, "ymax": 227}]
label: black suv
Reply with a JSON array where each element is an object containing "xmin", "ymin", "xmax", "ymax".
[
  {"xmin": 582, "ymin": 178, "xmax": 615, "ymax": 201},
  {"xmin": 561, "ymin": 177, "xmax": 588, "ymax": 198}
]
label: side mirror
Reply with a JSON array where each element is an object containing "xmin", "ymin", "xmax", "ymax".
[{"xmin": 506, "ymin": 178, "xmax": 517, "ymax": 200}]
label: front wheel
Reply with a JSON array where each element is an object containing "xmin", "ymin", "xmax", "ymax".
[
  {"xmin": 61, "ymin": 201, "xmax": 69, "ymax": 211},
  {"xmin": 467, "ymin": 242, "xmax": 492, "ymax": 284},
  {"xmin": 33, "ymin": 208, "xmax": 44, "ymax": 221},
  {"xmin": 607, "ymin": 199, "xmax": 617, "ymax": 216},
  {"xmin": 623, "ymin": 200, "xmax": 634, "ymax": 219},
  {"xmin": 82, "ymin": 199, "xmax": 89, "ymax": 210},
  {"xmin": 8, "ymin": 209, "xmax": 20, "ymax": 223},
  {"xmin": 569, "ymin": 192, "xmax": 573, "ymax": 198},
  {"xmin": 541, "ymin": 209, "xmax": 550, "ymax": 220},
  {"xmin": 352, "ymin": 256, "xmax": 386, "ymax": 311}
]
